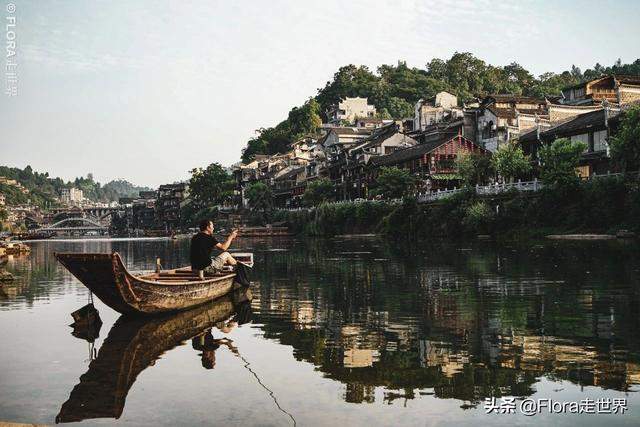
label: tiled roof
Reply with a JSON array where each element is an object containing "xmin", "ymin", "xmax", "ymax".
[
  {"xmin": 562, "ymin": 74, "xmax": 640, "ymax": 91},
  {"xmin": 519, "ymin": 108, "xmax": 624, "ymax": 143},
  {"xmin": 370, "ymin": 134, "xmax": 457, "ymax": 167},
  {"xmin": 350, "ymin": 124, "xmax": 399, "ymax": 152},
  {"xmin": 273, "ymin": 166, "xmax": 306, "ymax": 181},
  {"xmin": 487, "ymin": 94, "xmax": 546, "ymax": 104},
  {"xmin": 617, "ymin": 75, "xmax": 640, "ymax": 85}
]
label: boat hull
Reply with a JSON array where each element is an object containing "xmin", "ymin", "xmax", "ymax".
[{"xmin": 55, "ymin": 252, "xmax": 238, "ymax": 315}]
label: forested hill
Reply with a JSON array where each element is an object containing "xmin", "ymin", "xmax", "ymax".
[
  {"xmin": 0, "ymin": 165, "xmax": 152, "ymax": 207},
  {"xmin": 241, "ymin": 53, "xmax": 640, "ymax": 163}
]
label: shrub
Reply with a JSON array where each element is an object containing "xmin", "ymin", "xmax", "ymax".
[{"xmin": 463, "ymin": 201, "xmax": 495, "ymax": 234}]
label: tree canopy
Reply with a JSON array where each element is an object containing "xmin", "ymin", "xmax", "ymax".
[
  {"xmin": 241, "ymin": 55, "xmax": 640, "ymax": 162},
  {"xmin": 187, "ymin": 163, "xmax": 234, "ymax": 209},
  {"xmin": 303, "ymin": 178, "xmax": 335, "ymax": 206},
  {"xmin": 373, "ymin": 167, "xmax": 417, "ymax": 199},
  {"xmin": 491, "ymin": 144, "xmax": 532, "ymax": 183},
  {"xmin": 0, "ymin": 165, "xmax": 151, "ymax": 207},
  {"xmin": 455, "ymin": 152, "xmax": 494, "ymax": 187},
  {"xmin": 610, "ymin": 105, "xmax": 640, "ymax": 172},
  {"xmin": 539, "ymin": 138, "xmax": 586, "ymax": 188}
]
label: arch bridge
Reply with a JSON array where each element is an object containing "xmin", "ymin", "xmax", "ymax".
[{"xmin": 38, "ymin": 217, "xmax": 109, "ymax": 232}]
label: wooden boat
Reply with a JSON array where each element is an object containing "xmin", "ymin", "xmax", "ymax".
[
  {"xmin": 56, "ymin": 289, "xmax": 252, "ymax": 423},
  {"xmin": 54, "ymin": 252, "xmax": 253, "ymax": 315}
]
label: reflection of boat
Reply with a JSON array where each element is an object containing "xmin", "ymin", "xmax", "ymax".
[
  {"xmin": 56, "ymin": 289, "xmax": 252, "ymax": 424},
  {"xmin": 54, "ymin": 252, "xmax": 252, "ymax": 315}
]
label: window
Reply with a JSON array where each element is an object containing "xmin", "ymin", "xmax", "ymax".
[
  {"xmin": 571, "ymin": 134, "xmax": 589, "ymax": 152},
  {"xmin": 482, "ymin": 121, "xmax": 495, "ymax": 139},
  {"xmin": 593, "ymin": 130, "xmax": 607, "ymax": 152}
]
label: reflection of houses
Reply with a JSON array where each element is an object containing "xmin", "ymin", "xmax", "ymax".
[
  {"xmin": 420, "ymin": 340, "xmax": 469, "ymax": 377},
  {"xmin": 343, "ymin": 349, "xmax": 379, "ymax": 368},
  {"xmin": 494, "ymin": 333, "xmax": 640, "ymax": 391}
]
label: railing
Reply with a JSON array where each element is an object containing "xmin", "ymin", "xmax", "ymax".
[
  {"xmin": 278, "ymin": 172, "xmax": 639, "ymax": 210},
  {"xmin": 416, "ymin": 179, "xmax": 543, "ymax": 202}
]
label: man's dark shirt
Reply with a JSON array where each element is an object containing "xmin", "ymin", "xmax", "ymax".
[{"xmin": 190, "ymin": 232, "xmax": 219, "ymax": 270}]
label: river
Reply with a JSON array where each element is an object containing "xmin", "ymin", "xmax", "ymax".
[{"xmin": 1, "ymin": 236, "xmax": 639, "ymax": 426}]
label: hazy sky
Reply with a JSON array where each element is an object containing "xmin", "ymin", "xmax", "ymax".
[{"xmin": 1, "ymin": 0, "xmax": 639, "ymax": 188}]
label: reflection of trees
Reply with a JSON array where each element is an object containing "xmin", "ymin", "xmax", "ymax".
[
  {"xmin": 249, "ymin": 238, "xmax": 640, "ymax": 406},
  {"xmin": 10, "ymin": 237, "xmax": 640, "ymax": 407}
]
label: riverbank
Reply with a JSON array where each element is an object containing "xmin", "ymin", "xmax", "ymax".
[{"xmin": 274, "ymin": 175, "xmax": 640, "ymax": 241}]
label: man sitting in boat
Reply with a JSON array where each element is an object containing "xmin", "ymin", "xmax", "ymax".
[{"xmin": 190, "ymin": 219, "xmax": 238, "ymax": 279}]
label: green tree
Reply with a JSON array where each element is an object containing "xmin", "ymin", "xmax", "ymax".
[
  {"xmin": 381, "ymin": 96, "xmax": 414, "ymax": 119},
  {"xmin": 303, "ymin": 178, "xmax": 335, "ymax": 206},
  {"xmin": 188, "ymin": 163, "xmax": 234, "ymax": 210},
  {"xmin": 491, "ymin": 143, "xmax": 532, "ymax": 182},
  {"xmin": 456, "ymin": 152, "xmax": 494, "ymax": 187},
  {"xmin": 539, "ymin": 138, "xmax": 586, "ymax": 188},
  {"xmin": 245, "ymin": 182, "xmax": 273, "ymax": 215},
  {"xmin": 315, "ymin": 65, "xmax": 380, "ymax": 116},
  {"xmin": 241, "ymin": 137, "xmax": 269, "ymax": 163},
  {"xmin": 610, "ymin": 105, "xmax": 640, "ymax": 172},
  {"xmin": 285, "ymin": 98, "xmax": 322, "ymax": 137},
  {"xmin": 373, "ymin": 167, "xmax": 416, "ymax": 199}
]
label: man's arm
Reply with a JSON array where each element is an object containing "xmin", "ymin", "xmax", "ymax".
[{"xmin": 215, "ymin": 229, "xmax": 238, "ymax": 251}]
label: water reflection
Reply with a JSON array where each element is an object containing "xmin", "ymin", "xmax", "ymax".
[
  {"xmin": 248, "ymin": 238, "xmax": 640, "ymax": 406},
  {"xmin": 1, "ymin": 237, "xmax": 639, "ymax": 424},
  {"xmin": 56, "ymin": 288, "xmax": 252, "ymax": 423}
]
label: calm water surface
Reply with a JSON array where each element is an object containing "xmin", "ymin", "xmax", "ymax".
[{"xmin": 1, "ymin": 236, "xmax": 640, "ymax": 426}]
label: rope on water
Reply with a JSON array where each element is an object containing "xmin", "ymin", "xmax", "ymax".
[{"xmin": 238, "ymin": 354, "xmax": 297, "ymax": 426}]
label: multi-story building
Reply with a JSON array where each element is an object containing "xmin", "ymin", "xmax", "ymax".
[
  {"xmin": 156, "ymin": 183, "xmax": 189, "ymax": 232},
  {"xmin": 132, "ymin": 198, "xmax": 157, "ymax": 230},
  {"xmin": 60, "ymin": 188, "xmax": 84, "ymax": 205},
  {"xmin": 561, "ymin": 75, "xmax": 640, "ymax": 106},
  {"xmin": 327, "ymin": 97, "xmax": 376, "ymax": 125},
  {"xmin": 413, "ymin": 91, "xmax": 460, "ymax": 131},
  {"xmin": 475, "ymin": 95, "xmax": 548, "ymax": 152},
  {"xmin": 341, "ymin": 124, "xmax": 418, "ymax": 199},
  {"xmin": 369, "ymin": 131, "xmax": 489, "ymax": 192},
  {"xmin": 519, "ymin": 103, "xmax": 628, "ymax": 177}
]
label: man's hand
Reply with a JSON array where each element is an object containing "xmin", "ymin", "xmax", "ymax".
[{"xmin": 230, "ymin": 228, "xmax": 239, "ymax": 239}]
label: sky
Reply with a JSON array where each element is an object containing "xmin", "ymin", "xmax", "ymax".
[{"xmin": 1, "ymin": 0, "xmax": 639, "ymax": 188}]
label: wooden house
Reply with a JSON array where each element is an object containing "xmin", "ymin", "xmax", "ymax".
[
  {"xmin": 369, "ymin": 132, "xmax": 489, "ymax": 192},
  {"xmin": 561, "ymin": 75, "xmax": 640, "ymax": 106},
  {"xmin": 519, "ymin": 104, "xmax": 627, "ymax": 177}
]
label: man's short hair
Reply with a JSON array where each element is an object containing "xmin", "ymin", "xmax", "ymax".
[{"xmin": 199, "ymin": 219, "xmax": 212, "ymax": 231}]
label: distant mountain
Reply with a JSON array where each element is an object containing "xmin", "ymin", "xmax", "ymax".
[{"xmin": 0, "ymin": 165, "xmax": 154, "ymax": 207}]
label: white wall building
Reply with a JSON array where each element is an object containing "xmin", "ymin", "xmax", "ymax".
[
  {"xmin": 328, "ymin": 97, "xmax": 376, "ymax": 125},
  {"xmin": 61, "ymin": 188, "xmax": 84, "ymax": 205}
]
